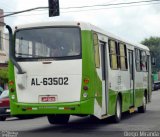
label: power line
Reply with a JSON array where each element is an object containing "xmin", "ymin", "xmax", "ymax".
[
  {"xmin": 1, "ymin": 0, "xmax": 120, "ymax": 14},
  {"xmin": 3, "ymin": 9, "xmax": 47, "ymax": 14},
  {"xmin": 60, "ymin": 0, "xmax": 160, "ymax": 9},
  {"xmin": 0, "ymin": 7, "xmax": 48, "ymax": 18},
  {"xmin": 1, "ymin": 0, "xmax": 160, "ymax": 16},
  {"xmin": 63, "ymin": 1, "xmax": 160, "ymax": 13},
  {"xmin": 0, "ymin": 1, "xmax": 36, "ymax": 23},
  {"xmin": 4, "ymin": 1, "xmax": 160, "ymax": 17}
]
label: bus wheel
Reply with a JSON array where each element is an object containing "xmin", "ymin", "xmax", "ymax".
[
  {"xmin": 138, "ymin": 95, "xmax": 146, "ymax": 113},
  {"xmin": 112, "ymin": 96, "xmax": 122, "ymax": 123},
  {"xmin": 0, "ymin": 116, "xmax": 6, "ymax": 121},
  {"xmin": 90, "ymin": 115, "xmax": 100, "ymax": 122},
  {"xmin": 47, "ymin": 114, "xmax": 70, "ymax": 124}
]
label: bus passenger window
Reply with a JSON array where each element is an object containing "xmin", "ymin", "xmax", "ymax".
[
  {"xmin": 109, "ymin": 40, "xmax": 118, "ymax": 69},
  {"xmin": 93, "ymin": 33, "xmax": 100, "ymax": 68},
  {"xmin": 135, "ymin": 49, "xmax": 141, "ymax": 71},
  {"xmin": 119, "ymin": 43, "xmax": 128, "ymax": 70},
  {"xmin": 141, "ymin": 51, "xmax": 147, "ymax": 72}
]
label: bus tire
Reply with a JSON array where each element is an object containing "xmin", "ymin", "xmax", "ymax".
[
  {"xmin": 138, "ymin": 95, "xmax": 146, "ymax": 113},
  {"xmin": 47, "ymin": 114, "xmax": 70, "ymax": 124},
  {"xmin": 90, "ymin": 115, "xmax": 100, "ymax": 122},
  {"xmin": 112, "ymin": 96, "xmax": 122, "ymax": 123},
  {"xmin": 0, "ymin": 116, "xmax": 6, "ymax": 121}
]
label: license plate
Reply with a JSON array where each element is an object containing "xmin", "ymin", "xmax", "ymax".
[
  {"xmin": 40, "ymin": 96, "xmax": 57, "ymax": 103},
  {"xmin": 6, "ymin": 109, "xmax": 11, "ymax": 112}
]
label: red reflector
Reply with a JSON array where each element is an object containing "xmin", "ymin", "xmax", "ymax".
[
  {"xmin": 26, "ymin": 108, "xmax": 32, "ymax": 110},
  {"xmin": 64, "ymin": 107, "xmax": 70, "ymax": 110},
  {"xmin": 83, "ymin": 86, "xmax": 88, "ymax": 90},
  {"xmin": 9, "ymin": 81, "xmax": 14, "ymax": 86},
  {"xmin": 64, "ymin": 107, "xmax": 75, "ymax": 110},
  {"xmin": 10, "ymin": 88, "xmax": 14, "ymax": 92},
  {"xmin": 84, "ymin": 78, "xmax": 89, "ymax": 84}
]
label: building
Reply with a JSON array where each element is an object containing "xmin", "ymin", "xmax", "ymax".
[
  {"xmin": 0, "ymin": 9, "xmax": 8, "ymax": 64},
  {"xmin": 0, "ymin": 9, "xmax": 8, "ymax": 90}
]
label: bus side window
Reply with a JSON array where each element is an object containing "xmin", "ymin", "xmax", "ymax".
[
  {"xmin": 135, "ymin": 49, "xmax": 141, "ymax": 71},
  {"xmin": 119, "ymin": 43, "xmax": 128, "ymax": 70},
  {"xmin": 135, "ymin": 49, "xmax": 147, "ymax": 72},
  {"xmin": 109, "ymin": 40, "xmax": 118, "ymax": 69},
  {"xmin": 141, "ymin": 51, "xmax": 147, "ymax": 72},
  {"xmin": 93, "ymin": 33, "xmax": 100, "ymax": 68}
]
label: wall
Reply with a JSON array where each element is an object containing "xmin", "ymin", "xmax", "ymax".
[{"xmin": 0, "ymin": 9, "xmax": 8, "ymax": 63}]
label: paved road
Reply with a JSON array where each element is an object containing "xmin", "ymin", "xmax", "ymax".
[{"xmin": 0, "ymin": 91, "xmax": 160, "ymax": 137}]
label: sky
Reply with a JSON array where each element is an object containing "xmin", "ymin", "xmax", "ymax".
[{"xmin": 0, "ymin": 0, "xmax": 160, "ymax": 43}]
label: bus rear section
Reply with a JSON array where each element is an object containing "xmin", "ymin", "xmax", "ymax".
[{"xmin": 9, "ymin": 25, "xmax": 96, "ymax": 123}]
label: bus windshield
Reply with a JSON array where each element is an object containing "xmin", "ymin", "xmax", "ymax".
[{"xmin": 15, "ymin": 27, "xmax": 81, "ymax": 60}]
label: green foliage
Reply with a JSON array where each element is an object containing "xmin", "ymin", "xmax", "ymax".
[
  {"xmin": 141, "ymin": 37, "xmax": 160, "ymax": 72},
  {"xmin": 0, "ymin": 67, "xmax": 8, "ymax": 83}
]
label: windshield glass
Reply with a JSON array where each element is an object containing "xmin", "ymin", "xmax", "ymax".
[
  {"xmin": 0, "ymin": 90, "xmax": 9, "ymax": 99},
  {"xmin": 15, "ymin": 27, "xmax": 81, "ymax": 59}
]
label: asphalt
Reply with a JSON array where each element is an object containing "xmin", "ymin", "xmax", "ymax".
[{"xmin": 0, "ymin": 90, "xmax": 160, "ymax": 137}]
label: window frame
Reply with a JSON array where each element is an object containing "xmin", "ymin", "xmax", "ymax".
[
  {"xmin": 135, "ymin": 48, "xmax": 148, "ymax": 72},
  {"xmin": 135, "ymin": 48, "xmax": 141, "ymax": 72},
  {"xmin": 118, "ymin": 42, "xmax": 128, "ymax": 71},
  {"xmin": 108, "ymin": 39, "xmax": 128, "ymax": 71},
  {"xmin": 93, "ymin": 32, "xmax": 100, "ymax": 68},
  {"xmin": 14, "ymin": 26, "xmax": 82, "ymax": 62},
  {"xmin": 108, "ymin": 39, "xmax": 118, "ymax": 70},
  {"xmin": 141, "ymin": 50, "xmax": 147, "ymax": 72}
]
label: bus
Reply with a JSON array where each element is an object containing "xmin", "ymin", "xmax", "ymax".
[{"xmin": 7, "ymin": 22, "xmax": 152, "ymax": 124}]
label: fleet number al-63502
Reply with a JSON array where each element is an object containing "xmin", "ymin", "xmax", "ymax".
[{"xmin": 31, "ymin": 77, "xmax": 69, "ymax": 86}]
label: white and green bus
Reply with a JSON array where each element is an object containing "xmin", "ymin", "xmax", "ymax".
[{"xmin": 7, "ymin": 22, "xmax": 152, "ymax": 124}]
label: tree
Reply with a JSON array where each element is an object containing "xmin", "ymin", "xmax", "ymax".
[{"xmin": 141, "ymin": 37, "xmax": 160, "ymax": 72}]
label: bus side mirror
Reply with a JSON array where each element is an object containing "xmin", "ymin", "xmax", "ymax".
[{"xmin": 151, "ymin": 57, "xmax": 156, "ymax": 66}]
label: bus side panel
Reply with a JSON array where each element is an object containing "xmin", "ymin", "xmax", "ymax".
[
  {"xmin": 107, "ymin": 69, "xmax": 131, "ymax": 115},
  {"xmin": 134, "ymin": 71, "xmax": 148, "ymax": 108},
  {"xmin": 108, "ymin": 89, "xmax": 117, "ymax": 115},
  {"xmin": 8, "ymin": 60, "xmax": 18, "ymax": 115},
  {"xmin": 108, "ymin": 89, "xmax": 131, "ymax": 115},
  {"xmin": 121, "ymin": 90, "xmax": 131, "ymax": 112},
  {"xmin": 134, "ymin": 88, "xmax": 145, "ymax": 107},
  {"xmin": 81, "ymin": 30, "xmax": 102, "ymax": 115}
]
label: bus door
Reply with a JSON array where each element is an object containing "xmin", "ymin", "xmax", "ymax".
[
  {"xmin": 128, "ymin": 50, "xmax": 134, "ymax": 106},
  {"xmin": 100, "ymin": 41, "xmax": 108, "ymax": 114},
  {"xmin": 147, "ymin": 55, "xmax": 152, "ymax": 102}
]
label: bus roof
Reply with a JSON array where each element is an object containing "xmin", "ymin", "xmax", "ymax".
[{"xmin": 15, "ymin": 21, "xmax": 149, "ymax": 51}]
